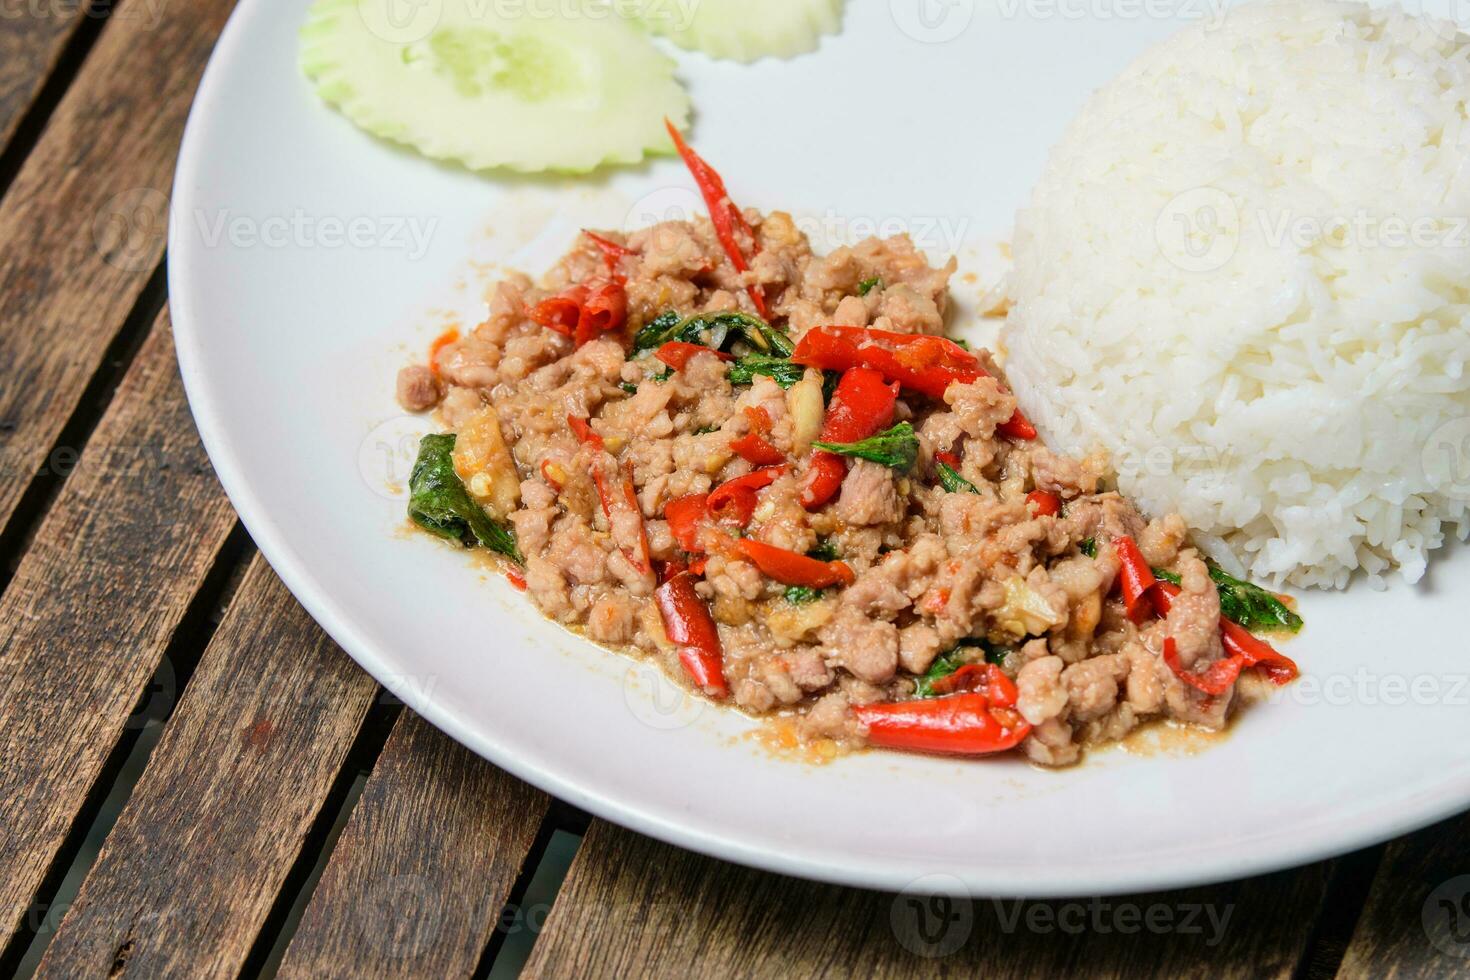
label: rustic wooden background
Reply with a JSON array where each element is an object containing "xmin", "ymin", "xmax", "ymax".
[{"xmin": 1, "ymin": 1, "xmax": 1469, "ymax": 976}]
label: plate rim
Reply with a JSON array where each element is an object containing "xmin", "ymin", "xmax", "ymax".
[{"xmin": 167, "ymin": 0, "xmax": 1470, "ymax": 898}]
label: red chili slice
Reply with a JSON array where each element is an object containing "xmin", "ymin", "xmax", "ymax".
[
  {"xmin": 654, "ymin": 572, "xmax": 728, "ymax": 699},
  {"xmin": 1026, "ymin": 489, "xmax": 1061, "ymax": 517},
  {"xmin": 790, "ymin": 326, "xmax": 1035, "ymax": 439},
  {"xmin": 665, "ymin": 119, "xmax": 768, "ymax": 317},
  {"xmin": 853, "ymin": 691, "xmax": 1031, "ymax": 756},
  {"xmin": 734, "ymin": 538, "xmax": 855, "ymax": 588},
  {"xmin": 1113, "ymin": 535, "xmax": 1157, "ymax": 623},
  {"xmin": 655, "ymin": 341, "xmax": 733, "ymax": 371},
  {"xmin": 706, "ymin": 466, "xmax": 785, "ymax": 527}
]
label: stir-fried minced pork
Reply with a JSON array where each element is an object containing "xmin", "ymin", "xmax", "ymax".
[{"xmin": 395, "ymin": 209, "xmax": 1294, "ymax": 765}]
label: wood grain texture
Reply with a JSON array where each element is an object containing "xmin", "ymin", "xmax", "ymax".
[
  {"xmin": 1337, "ymin": 812, "xmax": 1470, "ymax": 979},
  {"xmin": 0, "ymin": 0, "xmax": 92, "ymax": 152},
  {"xmin": 34, "ymin": 556, "xmax": 379, "ymax": 979},
  {"xmin": 276, "ymin": 711, "xmax": 551, "ymax": 979},
  {"xmin": 526, "ymin": 821, "xmax": 1331, "ymax": 980},
  {"xmin": 0, "ymin": 0, "xmax": 235, "ymax": 539},
  {"xmin": 0, "ymin": 312, "xmax": 236, "ymax": 947}
]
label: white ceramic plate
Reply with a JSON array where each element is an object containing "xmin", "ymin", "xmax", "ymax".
[{"xmin": 170, "ymin": 0, "xmax": 1470, "ymax": 896}]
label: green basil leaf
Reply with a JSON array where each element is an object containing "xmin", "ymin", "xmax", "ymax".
[{"xmin": 407, "ymin": 434, "xmax": 521, "ymax": 561}]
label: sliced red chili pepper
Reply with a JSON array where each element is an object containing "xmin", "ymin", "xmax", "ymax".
[
  {"xmin": 1162, "ymin": 637, "xmax": 1246, "ymax": 697},
  {"xmin": 734, "ymin": 538, "xmax": 855, "ymax": 588},
  {"xmin": 528, "ymin": 285, "xmax": 587, "ymax": 337},
  {"xmin": 664, "ymin": 493, "xmax": 709, "ymax": 553},
  {"xmin": 1000, "ymin": 415, "xmax": 1037, "ymax": 441},
  {"xmin": 730, "ymin": 432, "xmax": 784, "ymax": 466},
  {"xmin": 1221, "ymin": 619, "xmax": 1299, "ymax": 685},
  {"xmin": 567, "ymin": 414, "xmax": 603, "ymax": 450},
  {"xmin": 707, "ymin": 466, "xmax": 785, "ymax": 527},
  {"xmin": 928, "ymin": 662, "xmax": 1016, "ymax": 701},
  {"xmin": 1026, "ymin": 489, "xmax": 1061, "ymax": 517},
  {"xmin": 530, "ymin": 278, "xmax": 626, "ymax": 348},
  {"xmin": 576, "ymin": 279, "xmax": 626, "ymax": 347},
  {"xmin": 853, "ymin": 692, "xmax": 1030, "ymax": 755},
  {"xmin": 505, "ymin": 568, "xmax": 527, "ymax": 591},
  {"xmin": 744, "ymin": 406, "xmax": 772, "ymax": 433},
  {"xmin": 655, "ymin": 340, "xmax": 733, "ymax": 371},
  {"xmin": 570, "ymin": 414, "xmax": 651, "ymax": 577},
  {"xmin": 540, "ymin": 459, "xmax": 566, "ymax": 492},
  {"xmin": 654, "ymin": 572, "xmax": 728, "ymax": 699},
  {"xmin": 427, "ymin": 327, "xmax": 460, "ymax": 379},
  {"xmin": 1113, "ymin": 535, "xmax": 1157, "ymax": 623},
  {"xmin": 802, "ymin": 367, "xmax": 898, "ymax": 510},
  {"xmin": 935, "ymin": 450, "xmax": 961, "ymax": 468},
  {"xmin": 688, "ymin": 556, "xmax": 708, "ymax": 577},
  {"xmin": 583, "ymin": 229, "xmax": 637, "ymax": 274},
  {"xmin": 664, "ymin": 119, "xmax": 768, "ymax": 318},
  {"xmin": 790, "ymin": 326, "xmax": 1035, "ymax": 438}
]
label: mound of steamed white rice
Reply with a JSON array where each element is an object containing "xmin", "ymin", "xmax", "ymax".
[{"xmin": 1003, "ymin": 0, "xmax": 1470, "ymax": 589}]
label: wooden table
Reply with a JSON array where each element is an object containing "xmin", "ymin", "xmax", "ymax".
[{"xmin": 1, "ymin": 3, "xmax": 1467, "ymax": 976}]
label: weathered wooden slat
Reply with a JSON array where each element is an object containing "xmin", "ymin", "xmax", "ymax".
[
  {"xmin": 276, "ymin": 711, "xmax": 551, "ymax": 978},
  {"xmin": 33, "ymin": 556, "xmax": 379, "ymax": 978},
  {"xmin": 525, "ymin": 821, "xmax": 1331, "ymax": 979},
  {"xmin": 0, "ymin": 0, "xmax": 235, "ymax": 540},
  {"xmin": 0, "ymin": 0, "xmax": 93, "ymax": 154},
  {"xmin": 0, "ymin": 312, "xmax": 237, "ymax": 949},
  {"xmin": 1337, "ymin": 812, "xmax": 1470, "ymax": 978}
]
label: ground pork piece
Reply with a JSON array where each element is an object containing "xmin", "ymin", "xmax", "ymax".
[
  {"xmin": 1030, "ymin": 448, "xmax": 1100, "ymax": 499},
  {"xmin": 735, "ymin": 677, "xmax": 777, "ymax": 713},
  {"xmin": 1022, "ymin": 718, "xmax": 1079, "ymax": 766},
  {"xmin": 1078, "ymin": 703, "xmax": 1138, "ymax": 747},
  {"xmin": 544, "ymin": 520, "xmax": 613, "ymax": 587},
  {"xmin": 820, "ymin": 607, "xmax": 899, "ymax": 684},
  {"xmin": 1016, "ymin": 655, "xmax": 1069, "ymax": 725},
  {"xmin": 834, "ymin": 460, "xmax": 904, "ymax": 526},
  {"xmin": 437, "ymin": 334, "xmax": 503, "ymax": 389},
  {"xmin": 704, "ymin": 555, "xmax": 764, "ymax": 602},
  {"xmin": 396, "ymin": 364, "xmax": 441, "ymax": 412},
  {"xmin": 524, "ymin": 557, "xmax": 573, "ymax": 621},
  {"xmin": 943, "ymin": 378, "xmax": 1015, "ymax": 440},
  {"xmin": 587, "ymin": 593, "xmax": 639, "ymax": 645},
  {"xmin": 510, "ymin": 498, "xmax": 556, "ymax": 557},
  {"xmin": 1100, "ymin": 496, "xmax": 1147, "ymax": 543},
  {"xmin": 1062, "ymin": 653, "xmax": 1129, "ymax": 723},
  {"xmin": 1165, "ymin": 555, "xmax": 1223, "ymax": 669},
  {"xmin": 478, "ymin": 275, "xmax": 532, "ymax": 344},
  {"xmin": 751, "ymin": 474, "xmax": 815, "ymax": 553},
  {"xmin": 832, "ymin": 295, "xmax": 868, "ymax": 326},
  {"xmin": 876, "ymin": 284, "xmax": 944, "ymax": 334},
  {"xmin": 842, "ymin": 534, "xmax": 944, "ymax": 620},
  {"xmin": 1123, "ymin": 638, "xmax": 1166, "ymax": 715},
  {"xmin": 438, "ymin": 386, "xmax": 486, "ymax": 429},
  {"xmin": 630, "ymin": 220, "xmax": 717, "ymax": 279},
  {"xmin": 1138, "ymin": 514, "xmax": 1189, "ymax": 569},
  {"xmin": 801, "ymin": 691, "xmax": 856, "ymax": 742},
  {"xmin": 783, "ymin": 647, "xmax": 835, "ymax": 691},
  {"xmin": 898, "ymin": 622, "xmax": 944, "ymax": 674}
]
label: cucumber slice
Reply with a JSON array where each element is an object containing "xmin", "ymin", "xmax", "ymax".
[
  {"xmin": 300, "ymin": 0, "xmax": 691, "ymax": 174},
  {"xmin": 628, "ymin": 0, "xmax": 844, "ymax": 62}
]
